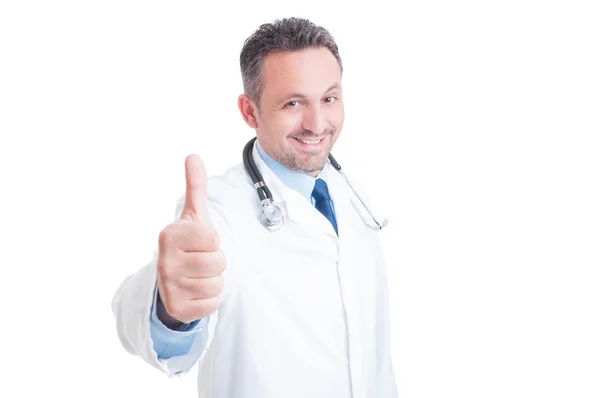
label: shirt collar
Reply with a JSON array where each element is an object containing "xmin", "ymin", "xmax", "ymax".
[{"xmin": 255, "ymin": 139, "xmax": 327, "ymax": 202}]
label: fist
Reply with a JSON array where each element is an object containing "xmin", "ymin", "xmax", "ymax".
[{"xmin": 156, "ymin": 154, "xmax": 226, "ymax": 324}]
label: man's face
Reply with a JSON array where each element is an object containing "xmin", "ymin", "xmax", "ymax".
[{"xmin": 252, "ymin": 47, "xmax": 344, "ymax": 177}]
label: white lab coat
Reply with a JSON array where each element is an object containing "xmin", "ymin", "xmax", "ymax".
[{"xmin": 112, "ymin": 142, "xmax": 398, "ymax": 398}]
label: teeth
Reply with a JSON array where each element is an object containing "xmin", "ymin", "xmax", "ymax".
[{"xmin": 299, "ymin": 139, "xmax": 321, "ymax": 144}]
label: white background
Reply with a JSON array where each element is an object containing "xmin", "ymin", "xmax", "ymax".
[{"xmin": 1, "ymin": 1, "xmax": 599, "ymax": 397}]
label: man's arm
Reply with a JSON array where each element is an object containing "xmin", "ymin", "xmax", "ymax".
[{"xmin": 112, "ymin": 155, "xmax": 230, "ymax": 377}]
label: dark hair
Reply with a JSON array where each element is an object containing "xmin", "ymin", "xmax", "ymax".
[{"xmin": 239, "ymin": 17, "xmax": 343, "ymax": 106}]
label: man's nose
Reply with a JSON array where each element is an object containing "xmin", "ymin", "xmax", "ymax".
[{"xmin": 301, "ymin": 104, "xmax": 325, "ymax": 135}]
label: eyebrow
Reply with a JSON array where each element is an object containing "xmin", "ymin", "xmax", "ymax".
[{"xmin": 281, "ymin": 83, "xmax": 340, "ymax": 101}]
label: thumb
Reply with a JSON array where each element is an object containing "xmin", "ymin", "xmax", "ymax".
[{"xmin": 180, "ymin": 154, "xmax": 210, "ymax": 222}]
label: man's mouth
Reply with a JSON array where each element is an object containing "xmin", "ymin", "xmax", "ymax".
[{"xmin": 292, "ymin": 137, "xmax": 324, "ymax": 145}]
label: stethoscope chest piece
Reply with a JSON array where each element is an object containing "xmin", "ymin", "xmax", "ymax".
[{"xmin": 259, "ymin": 200, "xmax": 284, "ymax": 232}]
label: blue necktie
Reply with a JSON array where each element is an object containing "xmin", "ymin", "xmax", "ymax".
[{"xmin": 311, "ymin": 178, "xmax": 338, "ymax": 235}]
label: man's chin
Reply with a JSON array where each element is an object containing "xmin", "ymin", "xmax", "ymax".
[
  {"xmin": 295, "ymin": 157, "xmax": 329, "ymax": 175},
  {"xmin": 277, "ymin": 147, "xmax": 331, "ymax": 174}
]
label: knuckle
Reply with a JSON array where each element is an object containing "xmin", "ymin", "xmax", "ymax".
[
  {"xmin": 156, "ymin": 260, "xmax": 169, "ymax": 279},
  {"xmin": 196, "ymin": 278, "xmax": 216, "ymax": 298},
  {"xmin": 165, "ymin": 300, "xmax": 184, "ymax": 318},
  {"xmin": 157, "ymin": 258, "xmax": 175, "ymax": 280},
  {"xmin": 173, "ymin": 277, "xmax": 187, "ymax": 291},
  {"xmin": 158, "ymin": 228, "xmax": 172, "ymax": 248}
]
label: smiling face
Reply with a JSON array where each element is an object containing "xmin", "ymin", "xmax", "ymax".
[{"xmin": 238, "ymin": 47, "xmax": 344, "ymax": 177}]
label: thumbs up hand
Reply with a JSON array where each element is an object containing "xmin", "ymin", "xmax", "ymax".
[{"xmin": 156, "ymin": 155, "xmax": 225, "ymax": 324}]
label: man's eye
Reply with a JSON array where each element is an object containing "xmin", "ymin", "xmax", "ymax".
[
  {"xmin": 324, "ymin": 97, "xmax": 335, "ymax": 103},
  {"xmin": 287, "ymin": 101, "xmax": 298, "ymax": 107}
]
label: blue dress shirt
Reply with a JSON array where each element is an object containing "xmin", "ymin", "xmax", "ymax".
[{"xmin": 150, "ymin": 139, "xmax": 335, "ymax": 359}]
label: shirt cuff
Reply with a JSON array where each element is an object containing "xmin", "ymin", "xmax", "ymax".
[{"xmin": 150, "ymin": 284, "xmax": 207, "ymax": 357}]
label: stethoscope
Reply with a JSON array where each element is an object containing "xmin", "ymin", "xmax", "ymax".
[{"xmin": 243, "ymin": 137, "xmax": 388, "ymax": 232}]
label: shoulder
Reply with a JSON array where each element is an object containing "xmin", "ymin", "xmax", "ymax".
[{"xmin": 207, "ymin": 163, "xmax": 251, "ymax": 206}]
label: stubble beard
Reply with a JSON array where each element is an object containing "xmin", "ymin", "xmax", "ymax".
[{"xmin": 281, "ymin": 130, "xmax": 336, "ymax": 174}]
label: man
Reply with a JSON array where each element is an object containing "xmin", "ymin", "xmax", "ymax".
[{"xmin": 112, "ymin": 17, "xmax": 398, "ymax": 398}]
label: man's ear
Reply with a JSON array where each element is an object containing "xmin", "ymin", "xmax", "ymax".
[{"xmin": 238, "ymin": 94, "xmax": 259, "ymax": 128}]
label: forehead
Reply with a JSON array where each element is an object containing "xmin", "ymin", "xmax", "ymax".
[{"xmin": 261, "ymin": 48, "xmax": 342, "ymax": 99}]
